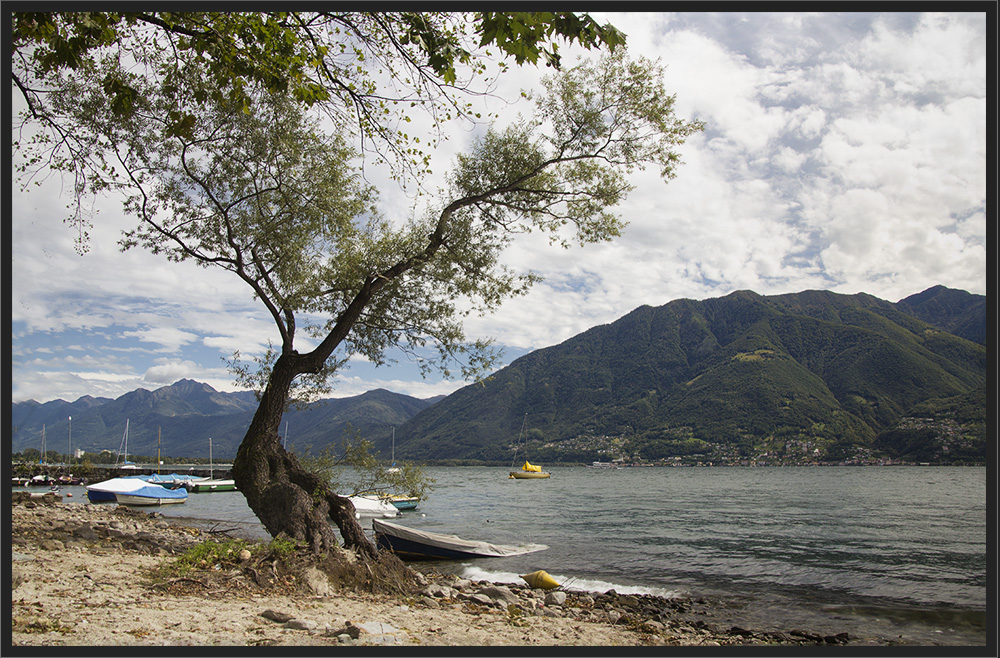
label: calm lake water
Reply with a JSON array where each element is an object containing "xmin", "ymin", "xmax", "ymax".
[{"xmin": 59, "ymin": 465, "xmax": 987, "ymax": 645}]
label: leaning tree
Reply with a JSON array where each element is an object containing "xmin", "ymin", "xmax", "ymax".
[{"xmin": 13, "ymin": 12, "xmax": 703, "ymax": 556}]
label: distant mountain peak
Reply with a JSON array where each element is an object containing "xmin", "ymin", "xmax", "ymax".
[{"xmin": 166, "ymin": 379, "xmax": 217, "ymax": 393}]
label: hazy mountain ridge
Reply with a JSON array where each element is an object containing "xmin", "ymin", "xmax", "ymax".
[{"xmin": 11, "ymin": 382, "xmax": 436, "ymax": 460}]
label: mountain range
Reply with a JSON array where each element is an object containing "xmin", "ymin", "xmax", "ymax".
[
  {"xmin": 11, "ymin": 382, "xmax": 437, "ymax": 461},
  {"xmin": 394, "ymin": 285, "xmax": 986, "ymax": 462},
  {"xmin": 10, "ymin": 285, "xmax": 987, "ymax": 464}
]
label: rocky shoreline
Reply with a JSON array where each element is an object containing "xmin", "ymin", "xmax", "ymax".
[{"xmin": 10, "ymin": 493, "xmax": 898, "ymax": 648}]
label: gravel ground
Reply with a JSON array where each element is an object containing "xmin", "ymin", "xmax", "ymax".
[{"xmin": 10, "ymin": 494, "xmax": 892, "ymax": 649}]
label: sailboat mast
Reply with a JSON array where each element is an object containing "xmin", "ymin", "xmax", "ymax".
[
  {"xmin": 510, "ymin": 414, "xmax": 528, "ymax": 468},
  {"xmin": 40, "ymin": 424, "xmax": 46, "ymax": 465},
  {"xmin": 157, "ymin": 427, "xmax": 161, "ymax": 474},
  {"xmin": 209, "ymin": 437, "xmax": 213, "ymax": 479}
]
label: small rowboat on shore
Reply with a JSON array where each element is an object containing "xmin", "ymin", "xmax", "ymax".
[{"xmin": 373, "ymin": 518, "xmax": 548, "ymax": 560}]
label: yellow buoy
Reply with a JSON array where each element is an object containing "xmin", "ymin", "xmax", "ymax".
[{"xmin": 520, "ymin": 570, "xmax": 559, "ymax": 590}]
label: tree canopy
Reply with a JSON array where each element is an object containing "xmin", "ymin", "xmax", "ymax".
[
  {"xmin": 11, "ymin": 10, "xmax": 704, "ymax": 555},
  {"xmin": 12, "ymin": 10, "xmax": 626, "ymax": 248}
]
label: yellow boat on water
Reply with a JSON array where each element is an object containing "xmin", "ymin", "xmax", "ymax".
[
  {"xmin": 507, "ymin": 415, "xmax": 551, "ymax": 479},
  {"xmin": 509, "ymin": 461, "xmax": 551, "ymax": 479}
]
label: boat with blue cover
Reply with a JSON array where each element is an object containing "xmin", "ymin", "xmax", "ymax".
[
  {"xmin": 115, "ymin": 483, "xmax": 188, "ymax": 506},
  {"xmin": 86, "ymin": 476, "xmax": 149, "ymax": 502}
]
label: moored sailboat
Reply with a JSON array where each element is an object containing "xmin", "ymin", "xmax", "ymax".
[
  {"xmin": 186, "ymin": 437, "xmax": 237, "ymax": 492},
  {"xmin": 510, "ymin": 460, "xmax": 551, "ymax": 479},
  {"xmin": 508, "ymin": 415, "xmax": 551, "ymax": 479}
]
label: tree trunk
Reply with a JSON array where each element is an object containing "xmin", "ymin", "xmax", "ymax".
[{"xmin": 231, "ymin": 353, "xmax": 376, "ymax": 558}]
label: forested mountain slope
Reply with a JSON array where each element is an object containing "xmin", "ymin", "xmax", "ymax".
[{"xmin": 395, "ymin": 287, "xmax": 986, "ymax": 463}]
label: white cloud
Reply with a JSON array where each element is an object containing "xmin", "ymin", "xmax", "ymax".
[
  {"xmin": 123, "ymin": 327, "xmax": 200, "ymax": 353},
  {"xmin": 10, "ymin": 11, "xmax": 987, "ymax": 404},
  {"xmin": 142, "ymin": 361, "xmax": 198, "ymax": 385}
]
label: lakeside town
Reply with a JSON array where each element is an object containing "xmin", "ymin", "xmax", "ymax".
[{"xmin": 537, "ymin": 415, "xmax": 985, "ymax": 468}]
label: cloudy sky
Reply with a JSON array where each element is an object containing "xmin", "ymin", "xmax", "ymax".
[{"xmin": 11, "ymin": 11, "xmax": 988, "ymax": 405}]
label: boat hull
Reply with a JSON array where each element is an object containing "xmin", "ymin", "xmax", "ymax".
[
  {"xmin": 373, "ymin": 518, "xmax": 547, "ymax": 561},
  {"xmin": 348, "ymin": 495, "xmax": 400, "ymax": 518},
  {"xmin": 390, "ymin": 496, "xmax": 419, "ymax": 510},
  {"xmin": 114, "ymin": 483, "xmax": 188, "ymax": 506},
  {"xmin": 86, "ymin": 490, "xmax": 118, "ymax": 502},
  {"xmin": 356, "ymin": 491, "xmax": 419, "ymax": 511},
  {"xmin": 115, "ymin": 493, "xmax": 187, "ymax": 506},
  {"xmin": 509, "ymin": 471, "xmax": 551, "ymax": 479},
  {"xmin": 188, "ymin": 479, "xmax": 237, "ymax": 493}
]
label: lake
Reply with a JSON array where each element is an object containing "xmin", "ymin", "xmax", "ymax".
[{"xmin": 59, "ymin": 465, "xmax": 987, "ymax": 645}]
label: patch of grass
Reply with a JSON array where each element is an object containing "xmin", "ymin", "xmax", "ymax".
[
  {"xmin": 150, "ymin": 536, "xmax": 301, "ymax": 581},
  {"xmin": 146, "ymin": 534, "xmax": 419, "ymax": 600}
]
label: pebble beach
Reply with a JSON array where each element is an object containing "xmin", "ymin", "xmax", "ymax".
[{"xmin": 10, "ymin": 493, "xmax": 907, "ymax": 651}]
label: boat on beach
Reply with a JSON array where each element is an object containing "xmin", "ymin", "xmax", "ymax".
[
  {"xmin": 372, "ymin": 518, "xmax": 548, "ymax": 560},
  {"xmin": 115, "ymin": 483, "xmax": 188, "ymax": 506}
]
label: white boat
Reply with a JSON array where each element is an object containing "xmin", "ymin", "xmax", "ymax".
[
  {"xmin": 187, "ymin": 479, "xmax": 237, "ymax": 492},
  {"xmin": 115, "ymin": 483, "xmax": 188, "ymax": 506},
  {"xmin": 184, "ymin": 437, "xmax": 237, "ymax": 492},
  {"xmin": 356, "ymin": 490, "xmax": 420, "ymax": 511},
  {"xmin": 347, "ymin": 495, "xmax": 400, "ymax": 518},
  {"xmin": 144, "ymin": 473, "xmax": 209, "ymax": 488},
  {"xmin": 86, "ymin": 476, "xmax": 150, "ymax": 502},
  {"xmin": 373, "ymin": 518, "xmax": 548, "ymax": 560}
]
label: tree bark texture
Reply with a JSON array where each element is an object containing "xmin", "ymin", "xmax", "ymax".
[
  {"xmin": 232, "ymin": 353, "xmax": 375, "ymax": 558},
  {"xmin": 231, "ymin": 227, "xmax": 448, "ymax": 557}
]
